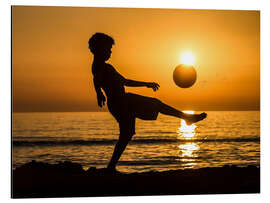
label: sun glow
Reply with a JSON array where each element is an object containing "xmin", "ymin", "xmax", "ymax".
[{"xmin": 180, "ymin": 51, "xmax": 195, "ymax": 65}]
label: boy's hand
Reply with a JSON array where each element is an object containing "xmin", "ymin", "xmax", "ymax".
[
  {"xmin": 97, "ymin": 93, "xmax": 106, "ymax": 107},
  {"xmin": 146, "ymin": 82, "xmax": 160, "ymax": 91}
]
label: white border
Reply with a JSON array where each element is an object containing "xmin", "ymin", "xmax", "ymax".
[{"xmin": 2, "ymin": 0, "xmax": 270, "ymax": 202}]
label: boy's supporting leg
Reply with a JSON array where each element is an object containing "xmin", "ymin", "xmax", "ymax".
[{"xmin": 107, "ymin": 134, "xmax": 131, "ymax": 170}]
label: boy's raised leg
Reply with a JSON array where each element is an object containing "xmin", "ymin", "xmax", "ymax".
[{"xmin": 157, "ymin": 99, "xmax": 207, "ymax": 124}]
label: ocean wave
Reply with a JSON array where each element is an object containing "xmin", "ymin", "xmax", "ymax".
[{"xmin": 12, "ymin": 137, "xmax": 260, "ymax": 147}]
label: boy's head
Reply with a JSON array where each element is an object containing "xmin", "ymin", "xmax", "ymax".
[{"xmin": 88, "ymin": 33, "xmax": 115, "ymax": 61}]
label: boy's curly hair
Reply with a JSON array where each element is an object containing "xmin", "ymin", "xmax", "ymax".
[{"xmin": 88, "ymin": 33, "xmax": 115, "ymax": 54}]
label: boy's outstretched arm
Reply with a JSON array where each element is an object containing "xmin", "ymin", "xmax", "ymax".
[
  {"xmin": 124, "ymin": 79, "xmax": 160, "ymax": 91},
  {"xmin": 93, "ymin": 77, "xmax": 106, "ymax": 107},
  {"xmin": 113, "ymin": 67, "xmax": 160, "ymax": 91}
]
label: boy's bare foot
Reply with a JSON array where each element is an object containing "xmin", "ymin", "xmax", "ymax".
[
  {"xmin": 88, "ymin": 167, "xmax": 121, "ymax": 175},
  {"xmin": 104, "ymin": 167, "xmax": 121, "ymax": 175},
  {"xmin": 184, "ymin": 112, "xmax": 207, "ymax": 125}
]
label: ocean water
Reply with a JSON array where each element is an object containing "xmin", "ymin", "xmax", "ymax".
[{"xmin": 12, "ymin": 111, "xmax": 260, "ymax": 173}]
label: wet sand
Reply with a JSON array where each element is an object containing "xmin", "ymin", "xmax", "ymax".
[{"xmin": 12, "ymin": 161, "xmax": 260, "ymax": 198}]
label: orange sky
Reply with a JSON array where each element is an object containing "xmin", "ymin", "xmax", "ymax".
[{"xmin": 12, "ymin": 6, "xmax": 260, "ymax": 112}]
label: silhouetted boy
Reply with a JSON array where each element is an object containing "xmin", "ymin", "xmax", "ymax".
[{"xmin": 88, "ymin": 33, "xmax": 206, "ymax": 171}]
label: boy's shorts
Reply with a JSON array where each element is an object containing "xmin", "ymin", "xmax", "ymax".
[{"xmin": 108, "ymin": 92, "xmax": 160, "ymax": 136}]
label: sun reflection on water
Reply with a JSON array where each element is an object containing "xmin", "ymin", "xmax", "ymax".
[
  {"xmin": 178, "ymin": 143, "xmax": 199, "ymax": 157},
  {"xmin": 177, "ymin": 111, "xmax": 199, "ymax": 168},
  {"xmin": 178, "ymin": 142, "xmax": 200, "ymax": 168},
  {"xmin": 177, "ymin": 110, "xmax": 197, "ymax": 140}
]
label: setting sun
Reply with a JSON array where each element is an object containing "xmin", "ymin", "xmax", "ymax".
[{"xmin": 180, "ymin": 51, "xmax": 195, "ymax": 65}]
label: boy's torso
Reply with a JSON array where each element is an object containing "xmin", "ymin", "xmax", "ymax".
[{"xmin": 92, "ymin": 62, "xmax": 126, "ymax": 101}]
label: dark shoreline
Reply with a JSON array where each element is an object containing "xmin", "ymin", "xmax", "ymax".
[{"xmin": 12, "ymin": 161, "xmax": 260, "ymax": 198}]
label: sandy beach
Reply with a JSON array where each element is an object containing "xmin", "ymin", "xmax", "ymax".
[{"xmin": 12, "ymin": 160, "xmax": 260, "ymax": 198}]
